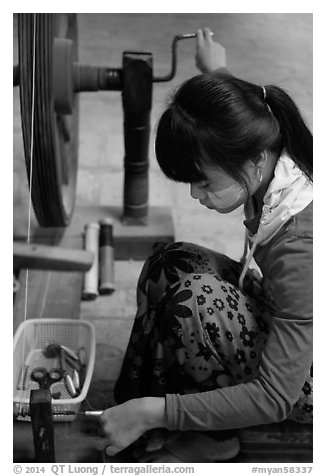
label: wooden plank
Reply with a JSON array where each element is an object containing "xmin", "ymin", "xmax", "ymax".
[
  {"xmin": 13, "ymin": 242, "xmax": 93, "ymax": 272},
  {"xmin": 239, "ymin": 421, "xmax": 313, "ymax": 462}
]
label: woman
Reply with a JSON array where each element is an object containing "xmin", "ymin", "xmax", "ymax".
[{"xmin": 99, "ymin": 28, "xmax": 313, "ymax": 462}]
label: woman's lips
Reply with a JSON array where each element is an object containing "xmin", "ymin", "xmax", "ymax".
[{"xmin": 200, "ymin": 200, "xmax": 215, "ymax": 209}]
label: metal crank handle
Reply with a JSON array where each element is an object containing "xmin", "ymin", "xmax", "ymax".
[
  {"xmin": 176, "ymin": 31, "xmax": 214, "ymax": 40},
  {"xmin": 153, "ymin": 31, "xmax": 214, "ymax": 82}
]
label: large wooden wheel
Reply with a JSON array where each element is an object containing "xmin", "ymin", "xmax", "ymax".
[{"xmin": 18, "ymin": 13, "xmax": 79, "ymax": 226}]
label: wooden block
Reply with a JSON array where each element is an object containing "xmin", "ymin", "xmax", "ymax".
[{"xmin": 13, "ymin": 242, "xmax": 93, "ymax": 272}]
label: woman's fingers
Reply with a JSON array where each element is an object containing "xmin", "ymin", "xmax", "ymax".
[
  {"xmin": 96, "ymin": 436, "xmax": 123, "ymax": 456},
  {"xmin": 95, "ymin": 435, "xmax": 113, "ymax": 452},
  {"xmin": 145, "ymin": 429, "xmax": 165, "ymax": 452},
  {"xmin": 195, "ymin": 27, "xmax": 224, "ymax": 73},
  {"xmin": 105, "ymin": 445, "xmax": 121, "ymax": 457},
  {"xmin": 196, "ymin": 28, "xmax": 204, "ymax": 46},
  {"xmin": 197, "ymin": 27, "xmax": 213, "ymax": 43},
  {"xmin": 203, "ymin": 27, "xmax": 214, "ymax": 42},
  {"xmin": 96, "ymin": 399, "xmax": 151, "ymax": 456}
]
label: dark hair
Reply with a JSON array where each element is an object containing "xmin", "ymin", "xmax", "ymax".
[{"xmin": 155, "ymin": 72, "xmax": 312, "ymax": 186}]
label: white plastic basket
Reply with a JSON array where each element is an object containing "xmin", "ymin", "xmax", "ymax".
[{"xmin": 13, "ymin": 318, "xmax": 96, "ymax": 422}]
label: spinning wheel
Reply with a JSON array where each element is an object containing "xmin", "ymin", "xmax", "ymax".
[
  {"xmin": 14, "ymin": 13, "xmax": 199, "ymax": 229},
  {"xmin": 18, "ymin": 14, "xmax": 79, "ymax": 226}
]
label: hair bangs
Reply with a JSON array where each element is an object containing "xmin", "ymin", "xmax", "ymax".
[{"xmin": 155, "ymin": 107, "xmax": 206, "ymax": 183}]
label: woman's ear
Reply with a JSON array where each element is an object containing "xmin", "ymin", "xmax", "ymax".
[
  {"xmin": 248, "ymin": 151, "xmax": 267, "ymax": 184},
  {"xmin": 257, "ymin": 150, "xmax": 268, "ymax": 168},
  {"xmin": 251, "ymin": 150, "xmax": 267, "ymax": 168},
  {"xmin": 256, "ymin": 151, "xmax": 268, "ymax": 182}
]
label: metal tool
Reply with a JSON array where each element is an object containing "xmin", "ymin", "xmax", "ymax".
[
  {"xmin": 59, "ymin": 346, "xmax": 78, "ymax": 397},
  {"xmin": 43, "ymin": 343, "xmax": 81, "ymax": 367},
  {"xmin": 72, "ymin": 369, "xmax": 80, "ymax": 391},
  {"xmin": 43, "ymin": 342, "xmax": 78, "ymax": 360},
  {"xmin": 78, "ymin": 410, "xmax": 104, "ymax": 417},
  {"xmin": 61, "ymin": 345, "xmax": 79, "ymax": 361},
  {"xmin": 65, "ymin": 353, "xmax": 82, "ymax": 370},
  {"xmin": 42, "ymin": 343, "xmax": 80, "ymax": 396},
  {"xmin": 77, "ymin": 347, "xmax": 87, "ymax": 366},
  {"xmin": 30, "ymin": 366, "xmax": 63, "ymax": 390},
  {"xmin": 153, "ymin": 31, "xmax": 214, "ymax": 82}
]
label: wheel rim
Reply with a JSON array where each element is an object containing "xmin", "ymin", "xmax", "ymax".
[{"xmin": 18, "ymin": 13, "xmax": 79, "ymax": 227}]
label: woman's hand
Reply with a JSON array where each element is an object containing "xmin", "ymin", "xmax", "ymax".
[
  {"xmin": 195, "ymin": 27, "xmax": 226, "ymax": 73},
  {"xmin": 98, "ymin": 397, "xmax": 166, "ymax": 456}
]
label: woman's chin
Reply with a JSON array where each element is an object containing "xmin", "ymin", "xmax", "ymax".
[
  {"xmin": 203, "ymin": 204, "xmax": 230, "ymax": 213},
  {"xmin": 200, "ymin": 200, "xmax": 243, "ymax": 214},
  {"xmin": 211, "ymin": 203, "xmax": 243, "ymax": 214},
  {"xmin": 214, "ymin": 207, "xmax": 233, "ymax": 214}
]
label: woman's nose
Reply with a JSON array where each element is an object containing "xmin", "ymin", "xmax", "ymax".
[{"xmin": 190, "ymin": 183, "xmax": 206, "ymax": 200}]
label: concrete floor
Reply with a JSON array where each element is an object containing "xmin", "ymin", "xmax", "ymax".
[{"xmin": 13, "ymin": 13, "xmax": 312, "ymax": 401}]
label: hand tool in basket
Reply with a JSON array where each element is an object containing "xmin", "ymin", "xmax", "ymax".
[
  {"xmin": 43, "ymin": 343, "xmax": 79, "ymax": 397},
  {"xmin": 59, "ymin": 346, "xmax": 78, "ymax": 397},
  {"xmin": 30, "ymin": 366, "xmax": 64, "ymax": 390}
]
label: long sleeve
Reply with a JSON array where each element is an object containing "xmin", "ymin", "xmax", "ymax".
[
  {"xmin": 165, "ymin": 313, "xmax": 312, "ymax": 430},
  {"xmin": 165, "ymin": 204, "xmax": 313, "ymax": 431}
]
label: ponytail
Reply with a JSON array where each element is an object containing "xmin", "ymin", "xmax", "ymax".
[{"xmin": 264, "ymin": 85, "xmax": 312, "ymax": 180}]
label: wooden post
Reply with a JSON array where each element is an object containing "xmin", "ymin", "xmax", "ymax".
[{"xmin": 122, "ymin": 51, "xmax": 153, "ymax": 224}]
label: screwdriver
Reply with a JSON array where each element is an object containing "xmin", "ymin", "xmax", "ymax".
[{"xmin": 77, "ymin": 410, "xmax": 104, "ymax": 416}]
